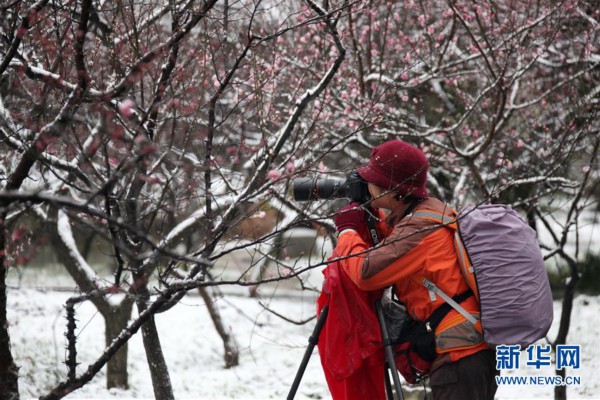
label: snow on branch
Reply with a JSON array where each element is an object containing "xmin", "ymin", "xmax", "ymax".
[
  {"xmin": 213, "ymin": 8, "xmax": 346, "ymax": 254},
  {"xmin": 57, "ymin": 210, "xmax": 100, "ymax": 288},
  {"xmin": 0, "ymin": 0, "xmax": 51, "ymax": 76},
  {"xmin": 101, "ymin": 0, "xmax": 219, "ymax": 98}
]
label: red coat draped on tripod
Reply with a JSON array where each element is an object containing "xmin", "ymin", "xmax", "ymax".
[{"xmin": 316, "ymin": 253, "xmax": 386, "ymax": 400}]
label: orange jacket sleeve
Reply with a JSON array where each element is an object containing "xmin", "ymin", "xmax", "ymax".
[
  {"xmin": 335, "ymin": 230, "xmax": 370, "ymax": 288},
  {"xmin": 336, "ymin": 230, "xmax": 428, "ymax": 291},
  {"xmin": 335, "ymin": 208, "xmax": 433, "ymax": 291}
]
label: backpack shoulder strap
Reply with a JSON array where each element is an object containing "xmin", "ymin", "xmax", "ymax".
[
  {"xmin": 422, "ymin": 278, "xmax": 477, "ymax": 325},
  {"xmin": 412, "ymin": 209, "xmax": 457, "ymax": 229},
  {"xmin": 413, "ymin": 209, "xmax": 478, "ymax": 298},
  {"xmin": 425, "ymin": 287, "xmax": 475, "ymax": 330}
]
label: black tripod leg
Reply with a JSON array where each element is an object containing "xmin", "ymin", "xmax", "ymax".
[
  {"xmin": 375, "ymin": 299, "xmax": 405, "ymax": 400},
  {"xmin": 287, "ymin": 305, "xmax": 329, "ymax": 400},
  {"xmin": 383, "ymin": 362, "xmax": 394, "ymax": 400}
]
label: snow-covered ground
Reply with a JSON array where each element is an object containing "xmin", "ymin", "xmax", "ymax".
[
  {"xmin": 7, "ymin": 206, "xmax": 600, "ymax": 400},
  {"xmin": 7, "ymin": 283, "xmax": 600, "ymax": 400}
]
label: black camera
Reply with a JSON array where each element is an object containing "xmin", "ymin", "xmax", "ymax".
[{"xmin": 293, "ymin": 170, "xmax": 370, "ymax": 203}]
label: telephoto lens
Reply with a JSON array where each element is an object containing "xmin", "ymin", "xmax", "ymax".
[
  {"xmin": 292, "ymin": 178, "xmax": 346, "ymax": 201},
  {"xmin": 292, "ymin": 170, "xmax": 370, "ymax": 203}
]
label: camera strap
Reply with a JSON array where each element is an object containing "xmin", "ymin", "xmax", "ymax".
[
  {"xmin": 365, "ymin": 207, "xmax": 381, "ymax": 246},
  {"xmin": 366, "ymin": 199, "xmax": 422, "ymax": 247}
]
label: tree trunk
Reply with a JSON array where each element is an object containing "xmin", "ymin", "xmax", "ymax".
[
  {"xmin": 103, "ymin": 300, "xmax": 134, "ymax": 389},
  {"xmin": 135, "ymin": 284, "xmax": 174, "ymax": 400},
  {"xmin": 198, "ymin": 286, "xmax": 239, "ymax": 367},
  {"xmin": 0, "ymin": 270, "xmax": 20, "ymax": 400},
  {"xmin": 0, "ymin": 229, "xmax": 20, "ymax": 400},
  {"xmin": 45, "ymin": 211, "xmax": 134, "ymax": 390},
  {"xmin": 553, "ymin": 256, "xmax": 579, "ymax": 400}
]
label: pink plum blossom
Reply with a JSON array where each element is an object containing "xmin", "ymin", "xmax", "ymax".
[
  {"xmin": 118, "ymin": 99, "xmax": 135, "ymax": 117},
  {"xmin": 267, "ymin": 170, "xmax": 282, "ymax": 180}
]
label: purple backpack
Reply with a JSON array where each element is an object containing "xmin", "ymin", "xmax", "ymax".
[{"xmin": 414, "ymin": 204, "xmax": 554, "ymax": 347}]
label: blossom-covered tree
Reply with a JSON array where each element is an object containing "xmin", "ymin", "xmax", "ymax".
[
  {"xmin": 294, "ymin": 2, "xmax": 598, "ymax": 399},
  {"xmin": 0, "ymin": 0, "xmax": 597, "ymax": 399},
  {"xmin": 0, "ymin": 1, "xmax": 347, "ymax": 398}
]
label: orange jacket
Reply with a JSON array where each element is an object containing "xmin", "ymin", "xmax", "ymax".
[{"xmin": 334, "ymin": 198, "xmax": 488, "ymax": 369}]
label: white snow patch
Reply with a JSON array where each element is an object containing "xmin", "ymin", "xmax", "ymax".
[{"xmin": 6, "ymin": 286, "xmax": 600, "ymax": 399}]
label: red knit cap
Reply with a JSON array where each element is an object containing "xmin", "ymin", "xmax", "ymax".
[{"xmin": 357, "ymin": 139, "xmax": 429, "ymax": 197}]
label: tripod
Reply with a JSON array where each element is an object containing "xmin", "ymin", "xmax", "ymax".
[
  {"xmin": 286, "ymin": 299, "xmax": 404, "ymax": 400},
  {"xmin": 287, "ymin": 208, "xmax": 404, "ymax": 400}
]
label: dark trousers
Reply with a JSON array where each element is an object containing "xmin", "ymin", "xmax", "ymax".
[{"xmin": 430, "ymin": 350, "xmax": 499, "ymax": 400}]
